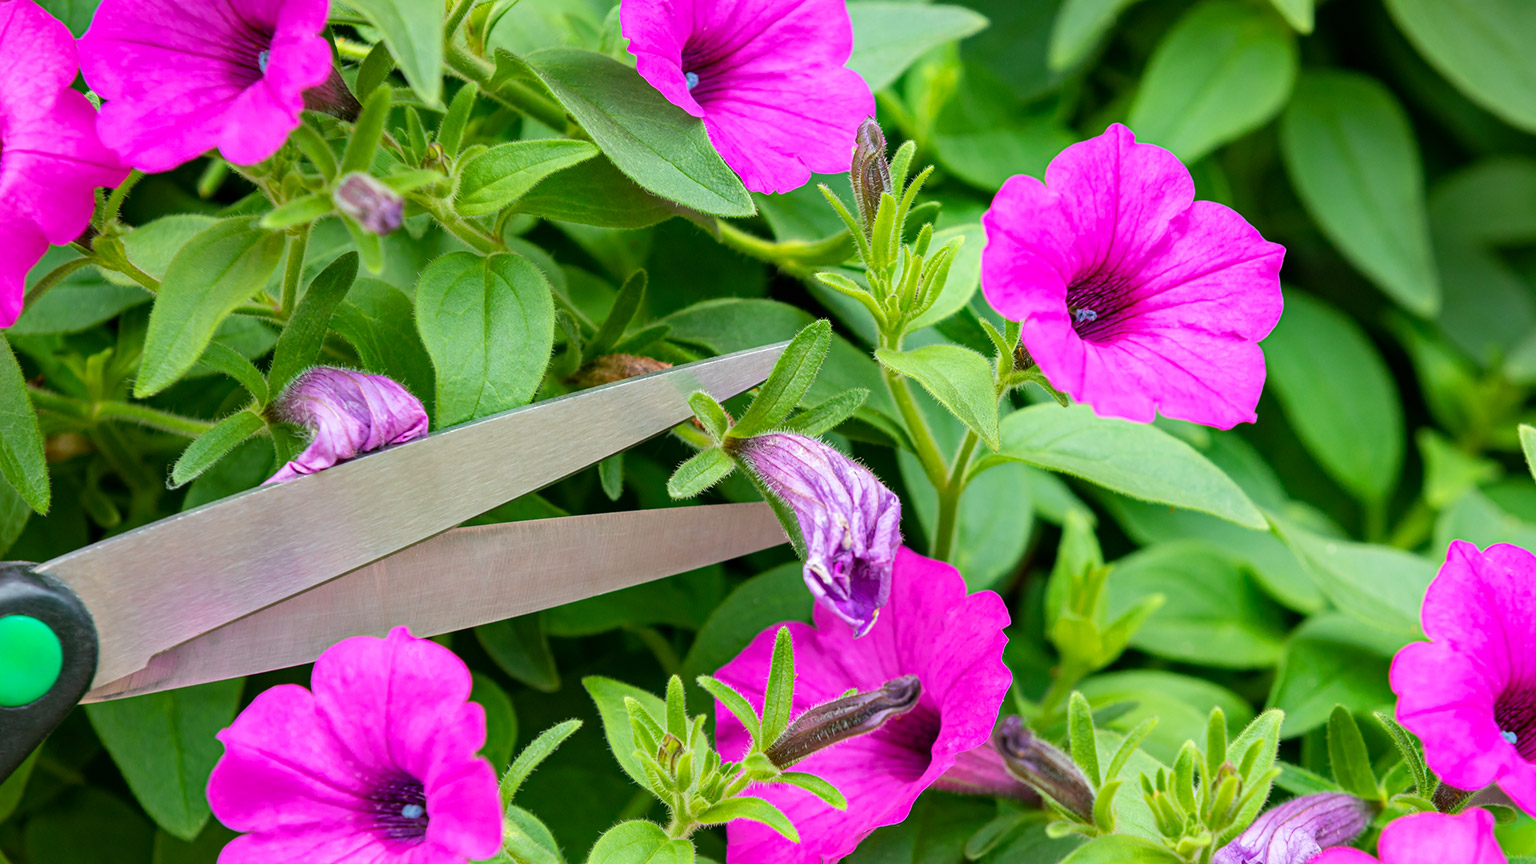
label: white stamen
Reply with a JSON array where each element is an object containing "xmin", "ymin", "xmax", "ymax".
[
  {"xmin": 685, "ymin": 71, "xmax": 700, "ymax": 90},
  {"xmin": 1505, "ymin": 730, "xmax": 1520, "ymax": 746},
  {"xmin": 258, "ymin": 50, "xmax": 270, "ymax": 74},
  {"xmin": 401, "ymin": 803, "xmax": 425, "ymax": 819},
  {"xmin": 1071, "ymin": 307, "xmax": 1098, "ymax": 324}
]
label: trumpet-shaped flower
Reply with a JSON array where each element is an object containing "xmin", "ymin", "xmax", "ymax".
[
  {"xmin": 1310, "ymin": 809, "xmax": 1505, "ymax": 864},
  {"xmin": 713, "ymin": 548, "xmax": 1010, "ymax": 863},
  {"xmin": 621, "ymin": 0, "xmax": 876, "ymax": 194},
  {"xmin": 981, "ymin": 123, "xmax": 1285, "ymax": 429},
  {"xmin": 207, "ymin": 627, "xmax": 502, "ymax": 864},
  {"xmin": 265, "ymin": 367, "xmax": 430, "ymax": 484}
]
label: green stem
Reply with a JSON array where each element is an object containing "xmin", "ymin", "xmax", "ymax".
[
  {"xmin": 441, "ymin": 210, "xmax": 506, "ymax": 254},
  {"xmin": 29, "ymin": 387, "xmax": 214, "ymax": 437},
  {"xmin": 23, "ymin": 257, "xmax": 96, "ymax": 314},
  {"xmin": 445, "ymin": 0, "xmax": 478, "ymax": 39},
  {"xmin": 100, "ymin": 170, "xmax": 144, "ymax": 227},
  {"xmin": 878, "ymin": 333, "xmax": 947, "ymax": 495},
  {"xmin": 932, "ymin": 431, "xmax": 979, "ymax": 562},
  {"xmin": 280, "ymin": 225, "xmax": 311, "ymax": 315},
  {"xmin": 445, "ymin": 44, "xmax": 569, "ymax": 131},
  {"xmin": 1038, "ymin": 661, "xmax": 1090, "ymax": 722},
  {"xmin": 714, "ymin": 221, "xmax": 850, "ymax": 278}
]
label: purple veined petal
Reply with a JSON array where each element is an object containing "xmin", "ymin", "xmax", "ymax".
[{"xmin": 264, "ymin": 367, "xmax": 430, "ymax": 485}]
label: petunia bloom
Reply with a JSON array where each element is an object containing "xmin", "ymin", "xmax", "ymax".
[
  {"xmin": 80, "ymin": 0, "xmax": 337, "ymax": 173},
  {"xmin": 0, "ymin": 0, "xmax": 127, "ymax": 328},
  {"xmin": 714, "ymin": 548, "xmax": 1011, "ymax": 863},
  {"xmin": 1210, "ymin": 793, "xmax": 1371, "ymax": 864},
  {"xmin": 621, "ymin": 0, "xmax": 876, "ymax": 194},
  {"xmin": 1392, "ymin": 540, "xmax": 1536, "ymax": 816},
  {"xmin": 729, "ymin": 433, "xmax": 901, "ymax": 636},
  {"xmin": 207, "ymin": 626, "xmax": 502, "ymax": 864},
  {"xmin": 980, "ymin": 123, "xmax": 1285, "ymax": 429},
  {"xmin": 265, "ymin": 367, "xmax": 430, "ymax": 484},
  {"xmin": 1310, "ymin": 809, "xmax": 1505, "ymax": 864}
]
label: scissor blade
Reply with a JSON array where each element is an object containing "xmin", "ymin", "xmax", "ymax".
[
  {"xmin": 82, "ymin": 503, "xmax": 787, "ymax": 701},
  {"xmin": 38, "ymin": 343, "xmax": 786, "ymax": 688}
]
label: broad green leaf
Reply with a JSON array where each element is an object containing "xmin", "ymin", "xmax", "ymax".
[
  {"xmin": 1079, "ymin": 671, "xmax": 1253, "ymax": 765},
  {"xmin": 504, "ymin": 805, "xmax": 567, "ymax": 864},
  {"xmin": 0, "ymin": 749, "xmax": 37, "ymax": 822},
  {"xmin": 1266, "ymin": 615, "xmax": 1400, "ymax": 737},
  {"xmin": 268, "ymin": 253, "xmax": 359, "ymax": 394},
  {"xmin": 583, "ymin": 677, "xmax": 668, "ymax": 790},
  {"xmin": 1280, "ymin": 72, "xmax": 1439, "ymax": 315},
  {"xmin": 347, "ymin": 0, "xmax": 443, "ymax": 106},
  {"xmin": 472, "ymin": 673, "xmax": 519, "ymax": 772},
  {"xmin": 982, "ymin": 404, "xmax": 1265, "ymax": 529},
  {"xmin": 24, "ymin": 789, "xmax": 154, "ymax": 864},
  {"xmin": 0, "ymin": 336, "xmax": 48, "ymax": 514},
  {"xmin": 1434, "ymin": 489, "xmax": 1536, "ymax": 560},
  {"xmin": 101, "ymin": 214, "xmax": 221, "ymax": 287},
  {"xmin": 846, "ymin": 2, "xmax": 990, "ymax": 91},
  {"xmin": 521, "ymin": 49, "xmax": 753, "ymax": 217},
  {"xmin": 415, "ymin": 252, "xmax": 555, "ymax": 427},
  {"xmin": 1272, "ymin": 517, "xmax": 1434, "ymax": 639},
  {"xmin": 136, "ymin": 217, "xmax": 286, "ymax": 396},
  {"xmin": 329, "ymin": 278, "xmax": 436, "ymax": 407},
  {"xmin": 517, "ymin": 156, "xmax": 678, "ymax": 229},
  {"xmin": 1384, "ymin": 0, "xmax": 1536, "ymax": 133},
  {"xmin": 477, "ymin": 614, "xmax": 560, "ymax": 692},
  {"xmin": 667, "ymin": 448, "xmax": 735, "ymax": 498},
  {"xmin": 1127, "ymin": 0, "xmax": 1297, "ymax": 163},
  {"xmin": 85, "ymin": 680, "xmax": 243, "ymax": 841},
  {"xmin": 697, "ymin": 797, "xmax": 799, "ymax": 841},
  {"xmin": 1269, "ymin": 0, "xmax": 1313, "ymax": 32},
  {"xmin": 1060, "ymin": 835, "xmax": 1183, "ymax": 864},
  {"xmin": 456, "ymin": 139, "xmax": 600, "ymax": 217},
  {"xmin": 1522, "ymin": 425, "xmax": 1536, "ymax": 482},
  {"xmin": 876, "ymin": 345, "xmax": 999, "ymax": 450},
  {"xmin": 15, "ymin": 250, "xmax": 148, "ymax": 335},
  {"xmin": 587, "ymin": 821, "xmax": 693, "ymax": 864},
  {"xmin": 1264, "ymin": 292, "xmax": 1404, "ymax": 503},
  {"xmin": 170, "ymin": 411, "xmax": 265, "ymax": 488},
  {"xmin": 1428, "ymin": 157, "xmax": 1536, "ymax": 247},
  {"xmin": 1327, "ymin": 706, "xmax": 1380, "ymax": 799},
  {"xmin": 1049, "ymin": 0, "xmax": 1145, "ymax": 71}
]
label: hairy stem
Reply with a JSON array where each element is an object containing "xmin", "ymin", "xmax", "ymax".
[
  {"xmin": 29, "ymin": 387, "xmax": 214, "ymax": 438},
  {"xmin": 445, "ymin": 44, "xmax": 569, "ymax": 131},
  {"xmin": 932, "ymin": 430, "xmax": 979, "ymax": 562},
  {"xmin": 878, "ymin": 333, "xmax": 947, "ymax": 499},
  {"xmin": 279, "ymin": 224, "xmax": 312, "ymax": 315}
]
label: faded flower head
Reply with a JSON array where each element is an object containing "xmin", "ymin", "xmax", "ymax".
[
  {"xmin": 765, "ymin": 674, "xmax": 921, "ymax": 768},
  {"xmin": 265, "ymin": 367, "xmax": 430, "ymax": 484},
  {"xmin": 622, "ymin": 0, "xmax": 875, "ymax": 194},
  {"xmin": 994, "ymin": 715, "xmax": 1095, "ymax": 823},
  {"xmin": 0, "ymin": 0, "xmax": 126, "ymax": 327},
  {"xmin": 80, "ymin": 0, "xmax": 337, "ymax": 172},
  {"xmin": 850, "ymin": 116, "xmax": 892, "ymax": 235},
  {"xmin": 981, "ymin": 123, "xmax": 1285, "ymax": 429},
  {"xmin": 207, "ymin": 627, "xmax": 502, "ymax": 864},
  {"xmin": 714, "ymin": 548, "xmax": 1011, "ymax": 863},
  {"xmin": 1311, "ymin": 808, "xmax": 1505, "ymax": 864},
  {"xmin": 1392, "ymin": 540, "xmax": 1536, "ymax": 817},
  {"xmin": 334, "ymin": 173, "xmax": 405, "ymax": 236},
  {"xmin": 1210, "ymin": 793, "xmax": 1371, "ymax": 864},
  {"xmin": 730, "ymin": 433, "xmax": 900, "ymax": 636}
]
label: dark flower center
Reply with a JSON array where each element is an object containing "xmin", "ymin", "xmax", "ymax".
[
  {"xmin": 370, "ymin": 774, "xmax": 429, "ymax": 843},
  {"xmin": 1495, "ymin": 687, "xmax": 1536, "ymax": 761},
  {"xmin": 871, "ymin": 702, "xmax": 942, "ymax": 783},
  {"xmin": 1065, "ymin": 266, "xmax": 1137, "ymax": 342}
]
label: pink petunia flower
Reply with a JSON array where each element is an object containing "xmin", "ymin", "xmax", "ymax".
[
  {"xmin": 265, "ymin": 367, "xmax": 430, "ymax": 484},
  {"xmin": 981, "ymin": 123, "xmax": 1285, "ymax": 429},
  {"xmin": 207, "ymin": 627, "xmax": 503, "ymax": 864},
  {"xmin": 621, "ymin": 0, "xmax": 876, "ymax": 194},
  {"xmin": 1309, "ymin": 809, "xmax": 1505, "ymax": 864},
  {"xmin": 79, "ymin": 0, "xmax": 336, "ymax": 173},
  {"xmin": 1392, "ymin": 540, "xmax": 1536, "ymax": 817},
  {"xmin": 0, "ymin": 0, "xmax": 127, "ymax": 328},
  {"xmin": 714, "ymin": 547, "xmax": 1011, "ymax": 862}
]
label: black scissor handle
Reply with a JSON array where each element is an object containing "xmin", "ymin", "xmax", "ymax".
[{"xmin": 0, "ymin": 563, "xmax": 97, "ymax": 782}]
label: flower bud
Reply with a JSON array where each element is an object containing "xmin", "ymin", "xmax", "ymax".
[
  {"xmin": 264, "ymin": 367, "xmax": 430, "ymax": 484},
  {"xmin": 567, "ymin": 354, "xmax": 673, "ymax": 389},
  {"xmin": 1211, "ymin": 793, "xmax": 1371, "ymax": 864},
  {"xmin": 333, "ymin": 173, "xmax": 404, "ymax": 236},
  {"xmin": 994, "ymin": 715, "xmax": 1095, "ymax": 824},
  {"xmin": 728, "ymin": 433, "xmax": 901, "ymax": 636},
  {"xmin": 849, "ymin": 116, "xmax": 892, "ymax": 237},
  {"xmin": 765, "ymin": 675, "xmax": 920, "ymax": 769}
]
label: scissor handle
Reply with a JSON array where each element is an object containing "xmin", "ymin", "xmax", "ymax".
[{"xmin": 0, "ymin": 563, "xmax": 97, "ymax": 782}]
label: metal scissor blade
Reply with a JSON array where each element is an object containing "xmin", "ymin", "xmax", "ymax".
[
  {"xmin": 82, "ymin": 503, "xmax": 787, "ymax": 701},
  {"xmin": 37, "ymin": 342, "xmax": 786, "ymax": 688}
]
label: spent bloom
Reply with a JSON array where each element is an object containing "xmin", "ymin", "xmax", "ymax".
[
  {"xmin": 981, "ymin": 123, "xmax": 1285, "ymax": 429},
  {"xmin": 621, "ymin": 0, "xmax": 875, "ymax": 194},
  {"xmin": 207, "ymin": 627, "xmax": 502, "ymax": 864},
  {"xmin": 334, "ymin": 173, "xmax": 406, "ymax": 236},
  {"xmin": 994, "ymin": 715, "xmax": 1095, "ymax": 822},
  {"xmin": 265, "ymin": 367, "xmax": 430, "ymax": 484},
  {"xmin": 0, "ymin": 0, "xmax": 126, "ymax": 328},
  {"xmin": 1311, "ymin": 809, "xmax": 1505, "ymax": 864},
  {"xmin": 714, "ymin": 548, "xmax": 1011, "ymax": 863},
  {"xmin": 1392, "ymin": 540, "xmax": 1536, "ymax": 816},
  {"xmin": 1210, "ymin": 793, "xmax": 1371, "ymax": 864},
  {"xmin": 729, "ymin": 433, "xmax": 901, "ymax": 636},
  {"xmin": 80, "ymin": 0, "xmax": 339, "ymax": 172}
]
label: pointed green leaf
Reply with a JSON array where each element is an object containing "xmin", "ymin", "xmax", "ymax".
[
  {"xmin": 762, "ymin": 626, "xmax": 797, "ymax": 743},
  {"xmin": 170, "ymin": 411, "xmax": 265, "ymax": 488},
  {"xmin": 268, "ymin": 253, "xmax": 359, "ymax": 394},
  {"xmin": 875, "ymin": 344, "xmax": 1000, "ymax": 450},
  {"xmin": 346, "ymin": 0, "xmax": 442, "ymax": 107},
  {"xmin": 696, "ymin": 796, "xmax": 798, "ymax": 841},
  {"xmin": 696, "ymin": 675, "xmax": 762, "ymax": 743},
  {"xmin": 1384, "ymin": 0, "xmax": 1536, "ymax": 134},
  {"xmin": 729, "ymin": 319, "xmax": 832, "ymax": 438},
  {"xmin": 1069, "ymin": 691, "xmax": 1101, "ymax": 786},
  {"xmin": 501, "ymin": 719, "xmax": 582, "ymax": 802},
  {"xmin": 583, "ymin": 677, "xmax": 668, "ymax": 790},
  {"xmin": 666, "ymin": 448, "xmax": 735, "ymax": 498},
  {"xmin": 455, "ymin": 139, "xmax": 600, "ymax": 217},
  {"xmin": 195, "ymin": 343, "xmax": 268, "ymax": 407},
  {"xmin": 688, "ymin": 392, "xmax": 730, "ymax": 442},
  {"xmin": 588, "ymin": 270, "xmax": 647, "ymax": 358},
  {"xmin": 776, "ymin": 772, "xmax": 847, "ymax": 810},
  {"xmin": 0, "ymin": 337, "xmax": 48, "ymax": 514},
  {"xmin": 1327, "ymin": 706, "xmax": 1380, "ymax": 800},
  {"xmin": 784, "ymin": 389, "xmax": 869, "ymax": 437}
]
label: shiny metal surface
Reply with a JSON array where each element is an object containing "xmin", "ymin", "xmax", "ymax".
[
  {"xmin": 37, "ymin": 343, "xmax": 786, "ymax": 688},
  {"xmin": 83, "ymin": 503, "xmax": 787, "ymax": 701}
]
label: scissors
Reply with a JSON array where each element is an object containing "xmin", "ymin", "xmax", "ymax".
[{"xmin": 0, "ymin": 341, "xmax": 789, "ymax": 781}]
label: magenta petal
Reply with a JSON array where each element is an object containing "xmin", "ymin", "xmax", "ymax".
[
  {"xmin": 1375, "ymin": 810, "xmax": 1506, "ymax": 864},
  {"xmin": 0, "ymin": 216, "xmax": 49, "ymax": 329}
]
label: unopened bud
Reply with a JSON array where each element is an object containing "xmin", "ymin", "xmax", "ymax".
[
  {"xmin": 333, "ymin": 173, "xmax": 404, "ymax": 236},
  {"xmin": 849, "ymin": 117, "xmax": 892, "ymax": 237},
  {"xmin": 765, "ymin": 675, "xmax": 921, "ymax": 769},
  {"xmin": 1211, "ymin": 793, "xmax": 1371, "ymax": 864},
  {"xmin": 994, "ymin": 715, "xmax": 1095, "ymax": 824},
  {"xmin": 658, "ymin": 734, "xmax": 684, "ymax": 773},
  {"xmin": 303, "ymin": 65, "xmax": 363, "ymax": 121},
  {"xmin": 567, "ymin": 354, "xmax": 673, "ymax": 390}
]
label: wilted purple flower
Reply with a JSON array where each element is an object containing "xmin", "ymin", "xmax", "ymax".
[
  {"xmin": 265, "ymin": 367, "xmax": 429, "ymax": 484},
  {"xmin": 1212, "ymin": 793, "xmax": 1372, "ymax": 864},
  {"xmin": 849, "ymin": 117, "xmax": 891, "ymax": 236},
  {"xmin": 765, "ymin": 675, "xmax": 921, "ymax": 768},
  {"xmin": 334, "ymin": 173, "xmax": 405, "ymax": 236},
  {"xmin": 994, "ymin": 715, "xmax": 1095, "ymax": 823},
  {"xmin": 729, "ymin": 433, "xmax": 900, "ymax": 636}
]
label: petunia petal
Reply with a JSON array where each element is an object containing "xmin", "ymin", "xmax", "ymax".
[
  {"xmin": 1390, "ymin": 640, "xmax": 1509, "ymax": 791},
  {"xmin": 1374, "ymin": 809, "xmax": 1505, "ymax": 864}
]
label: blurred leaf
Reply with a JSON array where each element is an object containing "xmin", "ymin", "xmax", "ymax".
[
  {"xmin": 876, "ymin": 345, "xmax": 999, "ymax": 450},
  {"xmin": 1418, "ymin": 429, "xmax": 1499, "ymax": 510},
  {"xmin": 101, "ymin": 214, "xmax": 222, "ymax": 288},
  {"xmin": 1435, "ymin": 489, "xmax": 1536, "ymax": 558},
  {"xmin": 456, "ymin": 139, "xmax": 601, "ymax": 217},
  {"xmin": 24, "ymin": 789, "xmax": 155, "ymax": 864},
  {"xmin": 1079, "ymin": 670, "xmax": 1253, "ymax": 764},
  {"xmin": 0, "ymin": 749, "xmax": 37, "ymax": 822},
  {"xmin": 587, "ymin": 820, "xmax": 694, "ymax": 864},
  {"xmin": 504, "ymin": 805, "xmax": 568, "ymax": 864},
  {"xmin": 899, "ymin": 449, "xmax": 1034, "ymax": 591},
  {"xmin": 547, "ymin": 566, "xmax": 724, "ymax": 637},
  {"xmin": 846, "ymin": 2, "xmax": 990, "ymax": 91},
  {"xmin": 1523, "ymin": 425, "xmax": 1536, "ymax": 482},
  {"xmin": 0, "ymin": 336, "xmax": 48, "ymax": 515},
  {"xmin": 582, "ymin": 677, "xmax": 667, "ymax": 789},
  {"xmin": 1280, "ymin": 72, "xmax": 1440, "ymax": 315},
  {"xmin": 1061, "ymin": 836, "xmax": 1183, "ymax": 864},
  {"xmin": 151, "ymin": 823, "xmax": 237, "ymax": 864},
  {"xmin": 1428, "ymin": 157, "xmax": 1536, "ymax": 246},
  {"xmin": 1267, "ymin": 614, "xmax": 1397, "ymax": 737},
  {"xmin": 472, "ymin": 672, "xmax": 519, "ymax": 772},
  {"xmin": 1049, "ymin": 0, "xmax": 1144, "ymax": 71},
  {"xmin": 929, "ymin": 65, "xmax": 1075, "ymax": 192},
  {"xmin": 35, "ymin": 0, "xmax": 98, "ymax": 35},
  {"xmin": 1384, "ymin": 0, "xmax": 1536, "ymax": 133},
  {"xmin": 1127, "ymin": 0, "xmax": 1297, "ymax": 163},
  {"xmin": 15, "ymin": 252, "xmax": 149, "ymax": 335},
  {"xmin": 1272, "ymin": 517, "xmax": 1434, "ymax": 639},
  {"xmin": 477, "ymin": 614, "xmax": 561, "ymax": 692},
  {"xmin": 1268, "ymin": 0, "xmax": 1313, "ymax": 32},
  {"xmin": 348, "ymin": 0, "xmax": 443, "ymax": 106},
  {"xmin": 679, "ymin": 563, "xmax": 810, "ymax": 691},
  {"xmin": 1327, "ymin": 706, "xmax": 1381, "ymax": 799},
  {"xmin": 329, "ymin": 277, "xmax": 437, "ymax": 406}
]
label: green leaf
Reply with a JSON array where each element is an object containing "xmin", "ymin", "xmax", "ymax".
[
  {"xmin": 517, "ymin": 156, "xmax": 679, "ymax": 229},
  {"xmin": 1267, "ymin": 614, "xmax": 1398, "ymax": 738},
  {"xmin": 0, "ymin": 337, "xmax": 48, "ymax": 514},
  {"xmin": 899, "ymin": 449, "xmax": 1036, "ymax": 591},
  {"xmin": 599, "ymin": 452, "xmax": 624, "ymax": 501},
  {"xmin": 762, "ymin": 626, "xmax": 797, "ymax": 743},
  {"xmin": 347, "ymin": 0, "xmax": 443, "ymax": 107},
  {"xmin": 1079, "ymin": 671, "xmax": 1254, "ymax": 765},
  {"xmin": 696, "ymin": 675, "xmax": 762, "ymax": 743},
  {"xmin": 472, "ymin": 673, "xmax": 519, "ymax": 773},
  {"xmin": 729, "ymin": 319, "xmax": 831, "ymax": 438},
  {"xmin": 502, "ymin": 806, "xmax": 566, "ymax": 864},
  {"xmin": 170, "ymin": 411, "xmax": 265, "ymax": 489},
  {"xmin": 1060, "ymin": 835, "xmax": 1183, "ymax": 864},
  {"xmin": 1069, "ymin": 691, "xmax": 1101, "ymax": 785},
  {"xmin": 1375, "ymin": 711, "xmax": 1431, "ymax": 797},
  {"xmin": 501, "ymin": 718, "xmax": 582, "ymax": 802},
  {"xmin": 777, "ymin": 772, "xmax": 847, "ymax": 810},
  {"xmin": 1521, "ymin": 425, "xmax": 1536, "ymax": 482},
  {"xmin": 587, "ymin": 821, "xmax": 693, "ymax": 864},
  {"xmin": 845, "ymin": 2, "xmax": 990, "ymax": 90},
  {"xmin": 477, "ymin": 614, "xmax": 560, "ymax": 692},
  {"xmin": 1127, "ymin": 0, "xmax": 1297, "ymax": 163},
  {"xmin": 415, "ymin": 252, "xmax": 556, "ymax": 427},
  {"xmin": 1225, "ymin": 709, "xmax": 1284, "ymax": 838},
  {"xmin": 667, "ymin": 448, "xmax": 735, "ymax": 498},
  {"xmin": 0, "ymin": 750, "xmax": 37, "ymax": 822},
  {"xmin": 24, "ymin": 789, "xmax": 154, "ymax": 864},
  {"xmin": 1269, "ymin": 0, "xmax": 1313, "ymax": 32},
  {"xmin": 1280, "ymin": 72, "xmax": 1440, "ymax": 315},
  {"xmin": 688, "ymin": 392, "xmax": 731, "ymax": 442},
  {"xmin": 583, "ymin": 677, "xmax": 668, "ymax": 790},
  {"xmin": 456, "ymin": 139, "xmax": 600, "ymax": 217},
  {"xmin": 196, "ymin": 342, "xmax": 269, "ymax": 407},
  {"xmin": 100, "ymin": 214, "xmax": 220, "ymax": 288},
  {"xmin": 342, "ymin": 87, "xmax": 393, "ymax": 176},
  {"xmin": 982, "ymin": 404, "xmax": 1264, "ymax": 529},
  {"xmin": 589, "ymin": 269, "xmax": 647, "ymax": 358},
  {"xmin": 1264, "ymin": 292, "xmax": 1404, "ymax": 503},
  {"xmin": 1049, "ymin": 0, "xmax": 1145, "ymax": 71},
  {"xmin": 784, "ymin": 389, "xmax": 869, "ymax": 437},
  {"xmin": 85, "ymin": 681, "xmax": 243, "ymax": 841},
  {"xmin": 136, "ymin": 217, "xmax": 286, "ymax": 397},
  {"xmin": 1327, "ymin": 706, "xmax": 1380, "ymax": 800},
  {"xmin": 875, "ymin": 345, "xmax": 1000, "ymax": 451},
  {"xmin": 1384, "ymin": 0, "xmax": 1536, "ymax": 133},
  {"xmin": 1272, "ymin": 518, "xmax": 1434, "ymax": 639},
  {"xmin": 268, "ymin": 253, "xmax": 359, "ymax": 394},
  {"xmin": 329, "ymin": 278, "xmax": 436, "ymax": 406},
  {"xmin": 437, "ymin": 83, "xmax": 478, "ymax": 159},
  {"xmin": 697, "ymin": 797, "xmax": 799, "ymax": 841},
  {"xmin": 520, "ymin": 49, "xmax": 753, "ymax": 217},
  {"xmin": 258, "ymin": 193, "xmax": 334, "ymax": 230}
]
